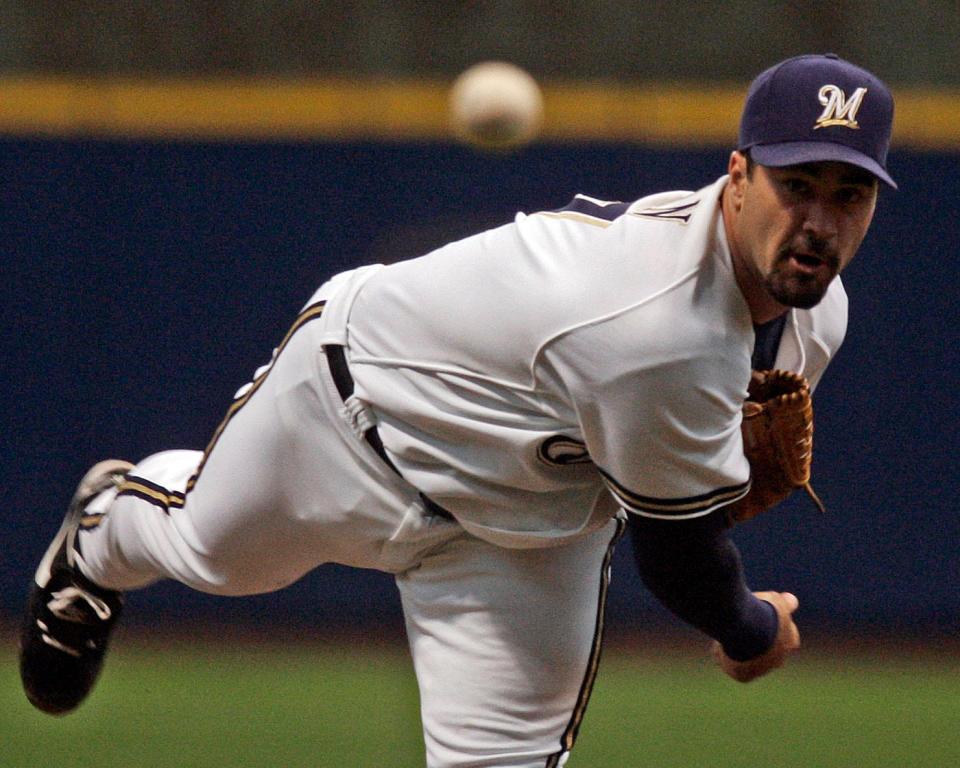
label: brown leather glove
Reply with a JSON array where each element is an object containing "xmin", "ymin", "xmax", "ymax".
[{"xmin": 726, "ymin": 370, "xmax": 825, "ymax": 525}]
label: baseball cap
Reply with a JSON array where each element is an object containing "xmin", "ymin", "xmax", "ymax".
[{"xmin": 738, "ymin": 53, "xmax": 896, "ymax": 188}]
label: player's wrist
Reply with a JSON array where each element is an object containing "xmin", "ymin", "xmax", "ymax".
[{"xmin": 720, "ymin": 598, "xmax": 779, "ymax": 661}]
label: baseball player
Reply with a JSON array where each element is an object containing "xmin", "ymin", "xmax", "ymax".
[{"xmin": 21, "ymin": 54, "xmax": 895, "ymax": 767}]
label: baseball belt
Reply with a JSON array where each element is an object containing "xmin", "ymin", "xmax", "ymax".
[{"xmin": 325, "ymin": 344, "xmax": 454, "ymax": 521}]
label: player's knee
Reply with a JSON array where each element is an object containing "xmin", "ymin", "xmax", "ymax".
[
  {"xmin": 179, "ymin": 539, "xmax": 303, "ymax": 596},
  {"xmin": 193, "ymin": 556, "xmax": 302, "ymax": 596}
]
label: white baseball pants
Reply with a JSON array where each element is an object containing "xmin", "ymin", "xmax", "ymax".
[{"xmin": 77, "ymin": 268, "xmax": 624, "ymax": 767}]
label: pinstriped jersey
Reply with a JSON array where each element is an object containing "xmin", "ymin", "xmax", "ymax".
[{"xmin": 343, "ymin": 175, "xmax": 847, "ymax": 548}]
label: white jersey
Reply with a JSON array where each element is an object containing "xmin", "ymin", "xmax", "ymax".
[
  {"xmin": 74, "ymin": 172, "xmax": 848, "ymax": 764},
  {"xmin": 337, "ymin": 175, "xmax": 847, "ymax": 547}
]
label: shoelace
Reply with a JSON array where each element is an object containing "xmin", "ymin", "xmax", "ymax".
[{"xmin": 38, "ymin": 586, "xmax": 113, "ymax": 657}]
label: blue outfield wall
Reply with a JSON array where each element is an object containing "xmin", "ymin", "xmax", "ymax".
[{"xmin": 1, "ymin": 138, "xmax": 958, "ymax": 636}]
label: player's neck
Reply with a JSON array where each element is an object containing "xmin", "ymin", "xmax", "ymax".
[{"xmin": 721, "ymin": 188, "xmax": 789, "ymax": 325}]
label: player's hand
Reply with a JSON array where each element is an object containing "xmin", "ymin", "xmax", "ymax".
[{"xmin": 711, "ymin": 591, "xmax": 800, "ymax": 683}]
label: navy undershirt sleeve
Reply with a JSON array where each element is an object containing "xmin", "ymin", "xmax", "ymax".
[
  {"xmin": 626, "ymin": 311, "xmax": 787, "ymax": 659},
  {"xmin": 628, "ymin": 511, "xmax": 779, "ymax": 661}
]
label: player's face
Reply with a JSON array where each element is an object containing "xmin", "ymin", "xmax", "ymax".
[{"xmin": 728, "ymin": 154, "xmax": 879, "ymax": 310}]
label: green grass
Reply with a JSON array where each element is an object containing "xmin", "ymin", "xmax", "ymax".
[
  {"xmin": 2, "ymin": 631, "xmax": 958, "ymax": 767},
  {"xmin": 579, "ymin": 644, "xmax": 960, "ymax": 767}
]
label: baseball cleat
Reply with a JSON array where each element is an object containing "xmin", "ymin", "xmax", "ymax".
[{"xmin": 19, "ymin": 459, "xmax": 134, "ymax": 715}]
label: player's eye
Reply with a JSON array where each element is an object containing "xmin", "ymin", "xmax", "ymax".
[
  {"xmin": 781, "ymin": 177, "xmax": 811, "ymax": 196},
  {"xmin": 835, "ymin": 187, "xmax": 865, "ymax": 205}
]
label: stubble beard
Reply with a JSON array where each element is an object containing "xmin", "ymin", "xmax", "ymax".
[{"xmin": 764, "ymin": 244, "xmax": 840, "ymax": 309}]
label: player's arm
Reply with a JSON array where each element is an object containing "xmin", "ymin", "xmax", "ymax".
[
  {"xmin": 629, "ymin": 510, "xmax": 799, "ymax": 682},
  {"xmin": 539, "ymin": 314, "xmax": 800, "ymax": 680}
]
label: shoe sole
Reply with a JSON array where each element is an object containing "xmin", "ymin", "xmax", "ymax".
[{"xmin": 34, "ymin": 459, "xmax": 134, "ymax": 588}]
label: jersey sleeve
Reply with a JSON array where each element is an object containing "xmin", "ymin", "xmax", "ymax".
[{"xmin": 539, "ymin": 312, "xmax": 751, "ymax": 520}]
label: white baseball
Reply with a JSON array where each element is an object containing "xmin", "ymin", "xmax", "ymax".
[{"xmin": 449, "ymin": 61, "xmax": 544, "ymax": 150}]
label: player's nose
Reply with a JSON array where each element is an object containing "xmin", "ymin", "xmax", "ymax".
[{"xmin": 801, "ymin": 198, "xmax": 839, "ymax": 242}]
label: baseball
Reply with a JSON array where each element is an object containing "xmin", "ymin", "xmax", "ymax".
[{"xmin": 449, "ymin": 61, "xmax": 544, "ymax": 150}]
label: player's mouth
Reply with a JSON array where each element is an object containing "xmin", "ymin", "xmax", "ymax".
[
  {"xmin": 779, "ymin": 245, "xmax": 839, "ymax": 278},
  {"xmin": 789, "ymin": 251, "xmax": 828, "ymax": 274}
]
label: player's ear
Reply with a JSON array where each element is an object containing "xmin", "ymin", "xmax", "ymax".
[{"xmin": 727, "ymin": 151, "xmax": 748, "ymax": 208}]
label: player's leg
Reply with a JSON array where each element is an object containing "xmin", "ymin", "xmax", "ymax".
[
  {"xmin": 73, "ymin": 291, "xmax": 449, "ymax": 595},
  {"xmin": 17, "ymin": 327, "xmax": 341, "ymax": 713},
  {"xmin": 20, "ymin": 277, "xmax": 450, "ymax": 713},
  {"xmin": 397, "ymin": 516, "xmax": 626, "ymax": 768},
  {"xmin": 75, "ymin": 337, "xmax": 387, "ymax": 594}
]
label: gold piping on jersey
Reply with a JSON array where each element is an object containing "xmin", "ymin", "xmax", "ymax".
[
  {"xmin": 535, "ymin": 210, "xmax": 614, "ymax": 228},
  {"xmin": 545, "ymin": 515, "xmax": 626, "ymax": 768}
]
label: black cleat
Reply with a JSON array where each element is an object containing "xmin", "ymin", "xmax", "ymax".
[{"xmin": 20, "ymin": 459, "xmax": 134, "ymax": 715}]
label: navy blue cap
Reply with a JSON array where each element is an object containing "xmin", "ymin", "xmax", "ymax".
[{"xmin": 738, "ymin": 54, "xmax": 896, "ymax": 188}]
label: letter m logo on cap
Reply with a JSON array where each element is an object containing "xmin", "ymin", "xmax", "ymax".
[{"xmin": 815, "ymin": 85, "xmax": 868, "ymax": 129}]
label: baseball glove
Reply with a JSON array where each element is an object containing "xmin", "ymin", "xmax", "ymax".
[{"xmin": 726, "ymin": 369, "xmax": 826, "ymax": 525}]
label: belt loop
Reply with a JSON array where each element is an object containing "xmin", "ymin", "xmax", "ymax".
[
  {"xmin": 324, "ymin": 344, "xmax": 402, "ymax": 476},
  {"xmin": 342, "ymin": 396, "xmax": 377, "ymax": 440},
  {"xmin": 323, "ymin": 344, "xmax": 454, "ymax": 521}
]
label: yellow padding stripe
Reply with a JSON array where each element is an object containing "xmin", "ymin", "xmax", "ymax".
[{"xmin": 0, "ymin": 76, "xmax": 955, "ymax": 149}]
